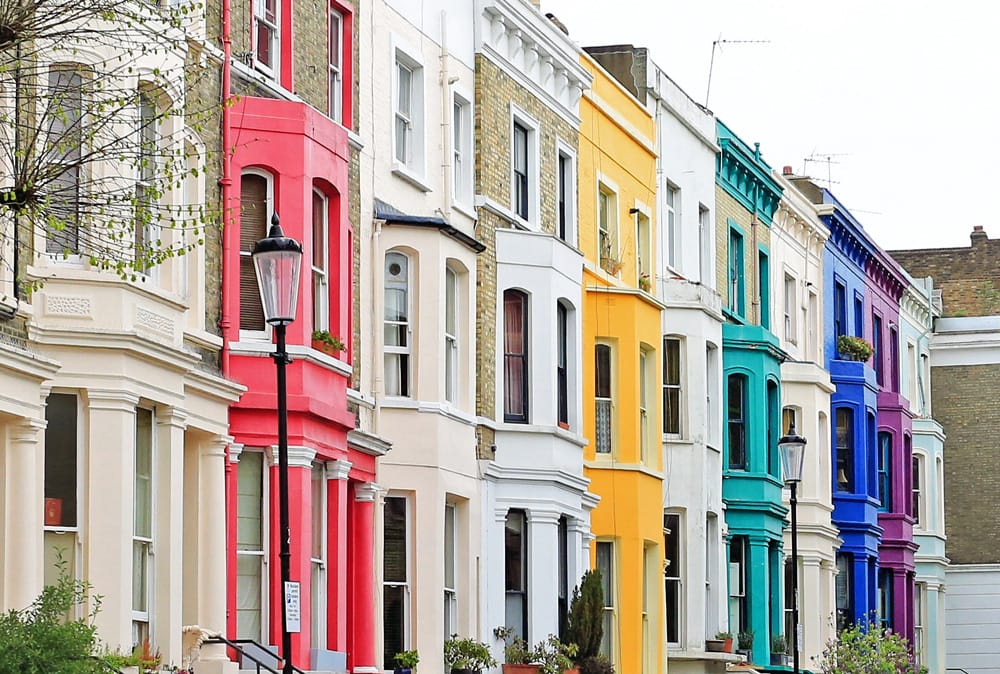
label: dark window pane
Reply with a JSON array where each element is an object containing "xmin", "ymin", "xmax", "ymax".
[
  {"xmin": 44, "ymin": 393, "xmax": 78, "ymax": 527},
  {"xmin": 383, "ymin": 497, "xmax": 407, "ymax": 583}
]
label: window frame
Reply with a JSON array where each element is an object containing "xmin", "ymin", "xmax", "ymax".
[
  {"xmin": 328, "ymin": 7, "xmax": 344, "ymax": 122},
  {"xmin": 252, "ymin": 0, "xmax": 280, "ymax": 79},
  {"xmin": 833, "ymin": 281, "xmax": 847, "ymax": 342},
  {"xmin": 662, "ymin": 337, "xmax": 682, "ymax": 437},
  {"xmin": 835, "ymin": 552, "xmax": 853, "ymax": 632},
  {"xmin": 873, "ymin": 312, "xmax": 884, "ymax": 385},
  {"xmin": 310, "ymin": 463, "xmax": 328, "ymax": 651},
  {"xmin": 43, "ymin": 393, "xmax": 82, "ymax": 596},
  {"xmin": 134, "ymin": 87, "xmax": 158, "ymax": 278},
  {"xmin": 503, "ymin": 289, "xmax": 530, "ymax": 423},
  {"xmin": 452, "ymin": 93, "xmax": 473, "ymax": 208},
  {"xmin": 595, "ymin": 341, "xmax": 614, "ymax": 455},
  {"xmin": 877, "ymin": 431, "xmax": 892, "ymax": 511},
  {"xmin": 854, "ymin": 293, "xmax": 865, "ymax": 339},
  {"xmin": 598, "ymin": 180, "xmax": 619, "ymax": 274},
  {"xmin": 784, "ymin": 273, "xmax": 797, "ymax": 343},
  {"xmin": 45, "ymin": 64, "xmax": 86, "ymax": 258},
  {"xmin": 509, "ymin": 106, "xmax": 539, "ymax": 227},
  {"xmin": 912, "ymin": 451, "xmax": 924, "ymax": 527},
  {"xmin": 727, "ymin": 373, "xmax": 747, "ymax": 470},
  {"xmin": 635, "ymin": 205, "xmax": 651, "ymax": 288},
  {"xmin": 596, "ymin": 540, "xmax": 616, "ymax": 663},
  {"xmin": 758, "ymin": 248, "xmax": 770, "ymax": 330},
  {"xmin": 239, "ymin": 169, "xmax": 274, "ymax": 339},
  {"xmin": 384, "ymin": 250, "xmax": 412, "ymax": 398},
  {"xmin": 556, "ymin": 302, "xmax": 569, "ymax": 428},
  {"xmin": 444, "ymin": 265, "xmax": 459, "ymax": 405},
  {"xmin": 235, "ymin": 450, "xmax": 269, "ymax": 642},
  {"xmin": 663, "ymin": 512, "xmax": 683, "ymax": 646},
  {"xmin": 727, "ymin": 224, "xmax": 745, "ymax": 318},
  {"xmin": 444, "ymin": 502, "xmax": 458, "ymax": 639},
  {"xmin": 639, "ymin": 345, "xmax": 653, "ymax": 464},
  {"xmin": 728, "ymin": 536, "xmax": 748, "ymax": 634},
  {"xmin": 505, "ymin": 509, "xmax": 529, "ymax": 640},
  {"xmin": 392, "ymin": 45, "xmax": 424, "ymax": 174},
  {"xmin": 382, "ymin": 494, "xmax": 411, "ymax": 668},
  {"xmin": 665, "ymin": 182, "xmax": 679, "ymax": 270},
  {"xmin": 877, "ymin": 568, "xmax": 893, "ymax": 630},
  {"xmin": 698, "ymin": 204, "xmax": 712, "ymax": 287},
  {"xmin": 556, "ymin": 141, "xmax": 577, "ymax": 244},
  {"xmin": 311, "ymin": 188, "xmax": 330, "ymax": 333},
  {"xmin": 835, "ymin": 407, "xmax": 855, "ymax": 493},
  {"xmin": 132, "ymin": 406, "xmax": 155, "ymax": 646}
]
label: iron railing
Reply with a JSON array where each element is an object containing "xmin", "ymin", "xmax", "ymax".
[{"xmin": 203, "ymin": 636, "xmax": 307, "ymax": 674}]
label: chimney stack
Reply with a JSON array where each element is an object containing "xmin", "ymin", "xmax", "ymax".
[
  {"xmin": 782, "ymin": 165, "xmax": 794, "ymax": 176},
  {"xmin": 971, "ymin": 225, "xmax": 988, "ymax": 245}
]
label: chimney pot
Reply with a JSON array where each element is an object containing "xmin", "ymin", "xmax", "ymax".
[{"xmin": 783, "ymin": 165, "xmax": 793, "ymax": 176}]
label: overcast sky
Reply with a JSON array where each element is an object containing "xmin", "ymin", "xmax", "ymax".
[{"xmin": 542, "ymin": 0, "xmax": 999, "ymax": 251}]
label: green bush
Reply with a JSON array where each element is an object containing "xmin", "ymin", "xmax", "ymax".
[
  {"xmin": 565, "ymin": 570, "xmax": 604, "ymax": 661},
  {"xmin": 818, "ymin": 621, "xmax": 925, "ymax": 674},
  {"xmin": 0, "ymin": 558, "xmax": 110, "ymax": 674}
]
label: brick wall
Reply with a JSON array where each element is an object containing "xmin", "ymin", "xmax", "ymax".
[
  {"xmin": 473, "ymin": 54, "xmax": 578, "ymax": 457},
  {"xmin": 714, "ymin": 187, "xmax": 771, "ymax": 326},
  {"xmin": 890, "ymin": 227, "xmax": 1000, "ymax": 317},
  {"xmin": 931, "ymin": 362, "xmax": 1000, "ymax": 564}
]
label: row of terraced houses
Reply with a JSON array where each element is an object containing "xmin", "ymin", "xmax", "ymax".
[{"xmin": 5, "ymin": 1, "xmax": 999, "ymax": 673}]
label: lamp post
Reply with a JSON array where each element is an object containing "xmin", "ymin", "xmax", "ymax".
[
  {"xmin": 778, "ymin": 423, "xmax": 807, "ymax": 674},
  {"xmin": 252, "ymin": 213, "xmax": 303, "ymax": 674}
]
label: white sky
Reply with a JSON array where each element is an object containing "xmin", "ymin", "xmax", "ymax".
[{"xmin": 541, "ymin": 0, "xmax": 1000, "ymax": 250}]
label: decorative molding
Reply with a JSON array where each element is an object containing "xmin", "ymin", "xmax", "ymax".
[
  {"xmin": 715, "ymin": 119, "xmax": 782, "ymax": 225},
  {"xmin": 326, "ymin": 458, "xmax": 353, "ymax": 480},
  {"xmin": 269, "ymin": 445, "xmax": 316, "ymax": 469},
  {"xmin": 10, "ymin": 418, "xmax": 46, "ymax": 443},
  {"xmin": 136, "ymin": 306, "xmax": 175, "ymax": 338},
  {"xmin": 44, "ymin": 294, "xmax": 91, "ymax": 317},
  {"xmin": 355, "ymin": 482, "xmax": 380, "ymax": 502},
  {"xmin": 228, "ymin": 442, "xmax": 245, "ymax": 463}
]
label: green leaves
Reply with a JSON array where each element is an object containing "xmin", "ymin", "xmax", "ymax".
[{"xmin": 818, "ymin": 620, "xmax": 925, "ymax": 674}]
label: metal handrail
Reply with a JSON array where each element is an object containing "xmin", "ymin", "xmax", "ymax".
[{"xmin": 203, "ymin": 636, "xmax": 308, "ymax": 674}]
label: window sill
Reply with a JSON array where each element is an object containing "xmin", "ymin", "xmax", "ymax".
[
  {"xmin": 452, "ymin": 200, "xmax": 477, "ymax": 221},
  {"xmin": 391, "ymin": 163, "xmax": 432, "ymax": 192}
]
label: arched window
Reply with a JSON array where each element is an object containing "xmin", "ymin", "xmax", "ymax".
[
  {"xmin": 239, "ymin": 171, "xmax": 273, "ymax": 333},
  {"xmin": 835, "ymin": 408, "xmax": 854, "ymax": 492},
  {"xmin": 877, "ymin": 431, "xmax": 892, "ymax": 511},
  {"xmin": 727, "ymin": 374, "xmax": 747, "ymax": 469},
  {"xmin": 503, "ymin": 289, "xmax": 529, "ymax": 422},
  {"xmin": 312, "ymin": 188, "xmax": 329, "ymax": 332},
  {"xmin": 556, "ymin": 302, "xmax": 569, "ymax": 426},
  {"xmin": 47, "ymin": 65, "xmax": 85, "ymax": 255},
  {"xmin": 384, "ymin": 251, "xmax": 411, "ymax": 396}
]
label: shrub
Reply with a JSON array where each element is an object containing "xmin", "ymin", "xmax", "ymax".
[
  {"xmin": 443, "ymin": 635, "xmax": 496, "ymax": 671},
  {"xmin": 577, "ymin": 654, "xmax": 615, "ymax": 674},
  {"xmin": 817, "ymin": 621, "xmax": 925, "ymax": 674},
  {"xmin": 393, "ymin": 649, "xmax": 419, "ymax": 669},
  {"xmin": 0, "ymin": 556, "xmax": 110, "ymax": 674},
  {"xmin": 565, "ymin": 570, "xmax": 604, "ymax": 660}
]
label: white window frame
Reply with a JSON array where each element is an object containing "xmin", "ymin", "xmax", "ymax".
[
  {"xmin": 444, "ymin": 502, "xmax": 458, "ymax": 639},
  {"xmin": 328, "ymin": 7, "xmax": 343, "ymax": 122},
  {"xmin": 135, "ymin": 87, "xmax": 159, "ymax": 280},
  {"xmin": 663, "ymin": 336, "xmax": 683, "ymax": 438},
  {"xmin": 665, "ymin": 182, "xmax": 679, "ymax": 271},
  {"xmin": 913, "ymin": 452, "xmax": 926, "ymax": 528},
  {"xmin": 392, "ymin": 43, "xmax": 424, "ymax": 178},
  {"xmin": 383, "ymin": 495, "xmax": 412, "ymax": 665},
  {"xmin": 698, "ymin": 204, "xmax": 712, "ymax": 288},
  {"xmin": 913, "ymin": 581, "xmax": 925, "ymax": 665},
  {"xmin": 384, "ymin": 250, "xmax": 412, "ymax": 398},
  {"xmin": 444, "ymin": 265, "xmax": 459, "ymax": 405},
  {"xmin": 45, "ymin": 65, "xmax": 85, "ymax": 260},
  {"xmin": 635, "ymin": 202, "xmax": 651, "ymax": 288},
  {"xmin": 312, "ymin": 188, "xmax": 330, "ymax": 333},
  {"xmin": 311, "ymin": 463, "xmax": 328, "ymax": 651},
  {"xmin": 43, "ymin": 392, "xmax": 83, "ymax": 612},
  {"xmin": 597, "ymin": 177, "xmax": 619, "ymax": 274},
  {"xmin": 663, "ymin": 512, "xmax": 683, "ymax": 646},
  {"xmin": 784, "ymin": 273, "xmax": 797, "ymax": 343},
  {"xmin": 556, "ymin": 140, "xmax": 578, "ymax": 245},
  {"xmin": 239, "ymin": 169, "xmax": 274, "ymax": 341},
  {"xmin": 236, "ymin": 450, "xmax": 269, "ymax": 642},
  {"xmin": 596, "ymin": 540, "xmax": 617, "ymax": 664},
  {"xmin": 639, "ymin": 346, "xmax": 652, "ymax": 464},
  {"xmin": 452, "ymin": 92, "xmax": 473, "ymax": 208},
  {"xmin": 252, "ymin": 0, "xmax": 280, "ymax": 79},
  {"xmin": 594, "ymin": 341, "xmax": 615, "ymax": 455},
  {"xmin": 509, "ymin": 105, "xmax": 540, "ymax": 228},
  {"xmin": 132, "ymin": 406, "xmax": 155, "ymax": 646}
]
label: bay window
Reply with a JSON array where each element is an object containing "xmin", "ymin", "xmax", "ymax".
[
  {"xmin": 727, "ymin": 374, "xmax": 747, "ymax": 469},
  {"xmin": 835, "ymin": 408, "xmax": 854, "ymax": 492},
  {"xmin": 384, "ymin": 252, "xmax": 411, "ymax": 397},
  {"xmin": 132, "ymin": 407, "xmax": 154, "ymax": 646}
]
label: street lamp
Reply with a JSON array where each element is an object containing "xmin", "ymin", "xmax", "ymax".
[
  {"xmin": 778, "ymin": 424, "xmax": 806, "ymax": 674},
  {"xmin": 252, "ymin": 213, "xmax": 303, "ymax": 674}
]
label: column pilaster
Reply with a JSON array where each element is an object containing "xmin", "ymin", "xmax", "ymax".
[
  {"xmin": 5, "ymin": 419, "xmax": 46, "ymax": 610},
  {"xmin": 155, "ymin": 407, "xmax": 188, "ymax": 663},
  {"xmin": 196, "ymin": 436, "xmax": 235, "ymax": 669},
  {"xmin": 351, "ymin": 482, "xmax": 379, "ymax": 673},
  {"xmin": 326, "ymin": 459, "xmax": 351, "ymax": 654},
  {"xmin": 527, "ymin": 509, "xmax": 561, "ymax": 639}
]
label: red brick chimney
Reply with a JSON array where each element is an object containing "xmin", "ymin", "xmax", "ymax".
[{"xmin": 971, "ymin": 225, "xmax": 988, "ymax": 245}]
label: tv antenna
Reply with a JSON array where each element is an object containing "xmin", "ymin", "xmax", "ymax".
[
  {"xmin": 705, "ymin": 36, "xmax": 771, "ymax": 107},
  {"xmin": 803, "ymin": 153, "xmax": 851, "ymax": 188}
]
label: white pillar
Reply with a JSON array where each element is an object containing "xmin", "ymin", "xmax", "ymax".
[
  {"xmin": 155, "ymin": 407, "xmax": 188, "ymax": 664},
  {"xmin": 527, "ymin": 509, "xmax": 560, "ymax": 640},
  {"xmin": 4, "ymin": 419, "xmax": 46, "ymax": 610},
  {"xmin": 194, "ymin": 436, "xmax": 238, "ymax": 674},
  {"xmin": 86, "ymin": 390, "xmax": 139, "ymax": 649}
]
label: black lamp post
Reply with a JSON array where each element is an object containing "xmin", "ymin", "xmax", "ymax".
[
  {"xmin": 778, "ymin": 423, "xmax": 807, "ymax": 674},
  {"xmin": 252, "ymin": 213, "xmax": 303, "ymax": 674}
]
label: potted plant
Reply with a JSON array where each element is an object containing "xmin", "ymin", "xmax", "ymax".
[
  {"xmin": 770, "ymin": 634, "xmax": 788, "ymax": 666},
  {"xmin": 736, "ymin": 629, "xmax": 754, "ymax": 660},
  {"xmin": 495, "ymin": 626, "xmax": 539, "ymax": 673},
  {"xmin": 444, "ymin": 635, "xmax": 497, "ymax": 674},
  {"xmin": 533, "ymin": 635, "xmax": 577, "ymax": 674},
  {"xmin": 837, "ymin": 334, "xmax": 874, "ymax": 361},
  {"xmin": 638, "ymin": 272, "xmax": 651, "ymax": 292},
  {"xmin": 393, "ymin": 649, "xmax": 419, "ymax": 674},
  {"xmin": 707, "ymin": 631, "xmax": 732, "ymax": 653},
  {"xmin": 311, "ymin": 329, "xmax": 346, "ymax": 356}
]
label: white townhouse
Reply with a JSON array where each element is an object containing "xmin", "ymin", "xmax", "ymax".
[
  {"xmin": 472, "ymin": 0, "xmax": 598, "ymax": 657},
  {"xmin": 898, "ymin": 274, "xmax": 946, "ymax": 674},
  {"xmin": 356, "ymin": 1, "xmax": 485, "ymax": 672},
  {"xmin": 771, "ymin": 168, "xmax": 838, "ymax": 666},
  {"xmin": 0, "ymin": 6, "xmax": 243, "ymax": 671}
]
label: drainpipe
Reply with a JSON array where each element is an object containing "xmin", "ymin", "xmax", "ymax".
[
  {"xmin": 439, "ymin": 10, "xmax": 455, "ymax": 220},
  {"xmin": 219, "ymin": 0, "xmax": 234, "ymax": 375}
]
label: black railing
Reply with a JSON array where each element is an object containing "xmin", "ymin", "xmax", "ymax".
[{"xmin": 203, "ymin": 636, "xmax": 307, "ymax": 674}]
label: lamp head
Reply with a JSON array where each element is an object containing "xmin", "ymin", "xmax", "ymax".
[
  {"xmin": 252, "ymin": 213, "xmax": 303, "ymax": 326},
  {"xmin": 778, "ymin": 423, "xmax": 807, "ymax": 484}
]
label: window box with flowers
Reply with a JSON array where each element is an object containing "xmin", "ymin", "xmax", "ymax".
[
  {"xmin": 311, "ymin": 330, "xmax": 346, "ymax": 357},
  {"xmin": 837, "ymin": 335, "xmax": 874, "ymax": 362}
]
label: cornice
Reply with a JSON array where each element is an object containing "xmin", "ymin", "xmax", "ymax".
[
  {"xmin": 477, "ymin": 0, "xmax": 592, "ymax": 126},
  {"xmin": 715, "ymin": 119, "xmax": 782, "ymax": 225}
]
